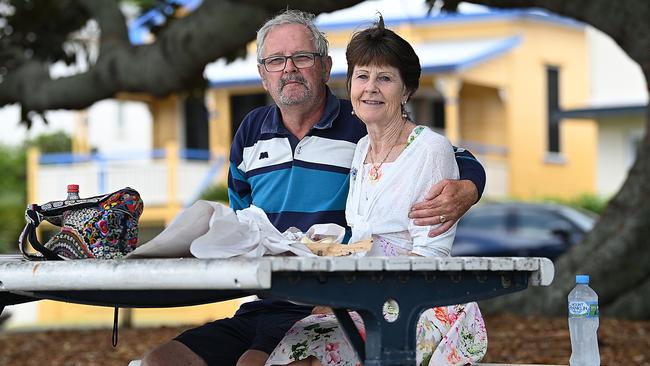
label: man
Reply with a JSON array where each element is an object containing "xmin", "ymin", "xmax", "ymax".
[{"xmin": 143, "ymin": 10, "xmax": 485, "ymax": 366}]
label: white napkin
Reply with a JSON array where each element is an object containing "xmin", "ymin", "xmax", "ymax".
[
  {"xmin": 303, "ymin": 223, "xmax": 346, "ymax": 243},
  {"xmin": 190, "ymin": 205, "xmax": 316, "ymax": 258},
  {"xmin": 126, "ymin": 200, "xmax": 214, "ymax": 258},
  {"xmin": 129, "ymin": 200, "xmax": 344, "ymax": 259}
]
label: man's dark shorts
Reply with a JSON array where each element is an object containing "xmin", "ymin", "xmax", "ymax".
[{"xmin": 175, "ymin": 301, "xmax": 312, "ymax": 365}]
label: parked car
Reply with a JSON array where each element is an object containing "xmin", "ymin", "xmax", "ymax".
[{"xmin": 451, "ymin": 202, "xmax": 597, "ymax": 260}]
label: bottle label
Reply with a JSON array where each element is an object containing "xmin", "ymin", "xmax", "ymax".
[{"xmin": 569, "ymin": 301, "xmax": 599, "ymax": 318}]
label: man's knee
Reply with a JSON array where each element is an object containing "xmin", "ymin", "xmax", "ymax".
[
  {"xmin": 236, "ymin": 349, "xmax": 269, "ymax": 366},
  {"xmin": 141, "ymin": 340, "xmax": 207, "ymax": 366}
]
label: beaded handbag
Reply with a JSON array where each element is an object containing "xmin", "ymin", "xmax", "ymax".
[{"xmin": 19, "ymin": 187, "xmax": 144, "ymax": 260}]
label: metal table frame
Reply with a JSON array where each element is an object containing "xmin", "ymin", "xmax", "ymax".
[{"xmin": 0, "ymin": 256, "xmax": 554, "ymax": 366}]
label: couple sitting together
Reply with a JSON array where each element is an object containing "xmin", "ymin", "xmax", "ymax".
[{"xmin": 143, "ymin": 9, "xmax": 487, "ymax": 366}]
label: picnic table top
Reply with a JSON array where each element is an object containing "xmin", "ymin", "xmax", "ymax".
[{"xmin": 0, "ymin": 256, "xmax": 554, "ymax": 292}]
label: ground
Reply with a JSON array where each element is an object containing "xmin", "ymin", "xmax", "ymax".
[{"xmin": 1, "ymin": 314, "xmax": 649, "ymax": 365}]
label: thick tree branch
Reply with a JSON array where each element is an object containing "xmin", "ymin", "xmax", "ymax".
[
  {"xmin": 239, "ymin": 0, "xmax": 364, "ymax": 14},
  {"xmin": 80, "ymin": 0, "xmax": 130, "ymax": 48},
  {"xmin": 0, "ymin": 0, "xmax": 363, "ymax": 112}
]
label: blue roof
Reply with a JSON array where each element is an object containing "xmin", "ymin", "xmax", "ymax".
[
  {"xmin": 128, "ymin": 0, "xmax": 203, "ymax": 45},
  {"xmin": 316, "ymin": 9, "xmax": 583, "ymax": 32}
]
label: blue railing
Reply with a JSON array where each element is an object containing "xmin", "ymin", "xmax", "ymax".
[
  {"xmin": 38, "ymin": 149, "xmax": 185, "ymax": 165},
  {"xmin": 180, "ymin": 148, "xmax": 212, "ymax": 160}
]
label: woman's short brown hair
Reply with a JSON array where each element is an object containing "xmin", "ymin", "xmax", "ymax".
[{"xmin": 345, "ymin": 15, "xmax": 421, "ymax": 100}]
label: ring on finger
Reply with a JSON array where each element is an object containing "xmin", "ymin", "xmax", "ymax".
[{"xmin": 439, "ymin": 215, "xmax": 446, "ymax": 224}]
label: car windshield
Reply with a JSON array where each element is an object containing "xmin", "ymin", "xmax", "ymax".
[
  {"xmin": 453, "ymin": 202, "xmax": 599, "ymax": 260},
  {"xmin": 457, "ymin": 202, "xmax": 598, "ymax": 232},
  {"xmin": 457, "ymin": 208, "xmax": 506, "ymax": 230},
  {"xmin": 555, "ymin": 205, "xmax": 598, "ymax": 231}
]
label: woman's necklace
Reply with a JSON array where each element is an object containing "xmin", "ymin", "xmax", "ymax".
[
  {"xmin": 368, "ymin": 120, "xmax": 407, "ymax": 182},
  {"xmin": 368, "ymin": 144, "xmax": 396, "ymax": 181}
]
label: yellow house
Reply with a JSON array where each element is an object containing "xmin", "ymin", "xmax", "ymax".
[{"xmin": 18, "ymin": 5, "xmax": 598, "ymax": 328}]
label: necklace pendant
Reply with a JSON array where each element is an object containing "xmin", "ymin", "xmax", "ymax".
[{"xmin": 368, "ymin": 165, "xmax": 380, "ymax": 181}]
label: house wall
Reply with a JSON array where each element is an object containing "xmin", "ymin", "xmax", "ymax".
[
  {"xmin": 206, "ymin": 86, "xmax": 268, "ymax": 155},
  {"xmin": 586, "ymin": 26, "xmax": 647, "ymax": 197},
  {"xmin": 460, "ymin": 84, "xmax": 507, "ymax": 148},
  {"xmin": 151, "ymin": 95, "xmax": 182, "ymax": 150},
  {"xmin": 587, "ymin": 27, "xmax": 648, "ymax": 106},
  {"xmin": 87, "ymin": 100, "xmax": 153, "ymax": 153},
  {"xmin": 597, "ymin": 116, "xmax": 646, "ymax": 196},
  {"xmin": 505, "ymin": 20, "xmax": 595, "ymax": 199},
  {"xmin": 207, "ymin": 89, "xmax": 233, "ymax": 157},
  {"xmin": 459, "ymin": 83, "xmax": 509, "ymax": 198}
]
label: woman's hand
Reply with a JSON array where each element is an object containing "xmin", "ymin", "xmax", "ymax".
[{"xmin": 409, "ymin": 179, "xmax": 478, "ymax": 237}]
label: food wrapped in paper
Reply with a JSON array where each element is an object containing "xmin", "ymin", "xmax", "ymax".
[{"xmin": 303, "ymin": 239, "xmax": 372, "ymax": 256}]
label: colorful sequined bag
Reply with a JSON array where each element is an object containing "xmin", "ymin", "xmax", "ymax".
[{"xmin": 19, "ymin": 187, "xmax": 144, "ymax": 260}]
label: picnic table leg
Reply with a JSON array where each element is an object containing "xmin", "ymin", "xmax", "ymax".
[
  {"xmin": 363, "ymin": 307, "xmax": 422, "ymax": 366},
  {"xmin": 333, "ymin": 308, "xmax": 366, "ymax": 360},
  {"xmin": 334, "ymin": 304, "xmax": 426, "ymax": 366}
]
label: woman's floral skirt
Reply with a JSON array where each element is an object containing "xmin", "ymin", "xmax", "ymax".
[{"xmin": 265, "ymin": 302, "xmax": 487, "ymax": 366}]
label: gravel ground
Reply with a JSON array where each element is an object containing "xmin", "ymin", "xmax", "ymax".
[{"xmin": 1, "ymin": 314, "xmax": 649, "ymax": 365}]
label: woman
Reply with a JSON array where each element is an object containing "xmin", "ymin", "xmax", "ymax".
[{"xmin": 265, "ymin": 17, "xmax": 487, "ymax": 366}]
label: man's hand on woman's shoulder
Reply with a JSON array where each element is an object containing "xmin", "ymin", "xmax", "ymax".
[{"xmin": 409, "ymin": 179, "xmax": 478, "ymax": 237}]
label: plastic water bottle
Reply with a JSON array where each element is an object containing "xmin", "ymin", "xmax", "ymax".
[
  {"xmin": 568, "ymin": 274, "xmax": 600, "ymax": 365},
  {"xmin": 67, "ymin": 184, "xmax": 80, "ymax": 200}
]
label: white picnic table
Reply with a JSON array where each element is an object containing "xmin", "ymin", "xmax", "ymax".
[{"xmin": 0, "ymin": 256, "xmax": 554, "ymax": 366}]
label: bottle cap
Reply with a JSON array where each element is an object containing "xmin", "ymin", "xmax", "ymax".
[
  {"xmin": 67, "ymin": 184, "xmax": 79, "ymax": 193},
  {"xmin": 576, "ymin": 274, "xmax": 590, "ymax": 284}
]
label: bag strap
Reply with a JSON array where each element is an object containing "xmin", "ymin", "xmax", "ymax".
[
  {"xmin": 112, "ymin": 307, "xmax": 120, "ymax": 347},
  {"xmin": 19, "ymin": 205, "xmax": 61, "ymax": 261},
  {"xmin": 38, "ymin": 195, "xmax": 105, "ymax": 216},
  {"xmin": 36, "ymin": 187, "xmax": 140, "ymax": 217}
]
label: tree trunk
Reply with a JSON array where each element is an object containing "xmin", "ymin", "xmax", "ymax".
[{"xmin": 461, "ymin": 0, "xmax": 650, "ymax": 319}]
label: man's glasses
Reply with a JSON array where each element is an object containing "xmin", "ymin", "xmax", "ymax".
[{"xmin": 259, "ymin": 52, "xmax": 322, "ymax": 72}]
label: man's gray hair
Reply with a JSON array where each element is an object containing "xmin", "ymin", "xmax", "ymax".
[{"xmin": 256, "ymin": 9, "xmax": 329, "ymax": 61}]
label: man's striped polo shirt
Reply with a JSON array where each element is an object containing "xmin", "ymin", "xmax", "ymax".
[{"xmin": 228, "ymin": 89, "xmax": 367, "ymax": 233}]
